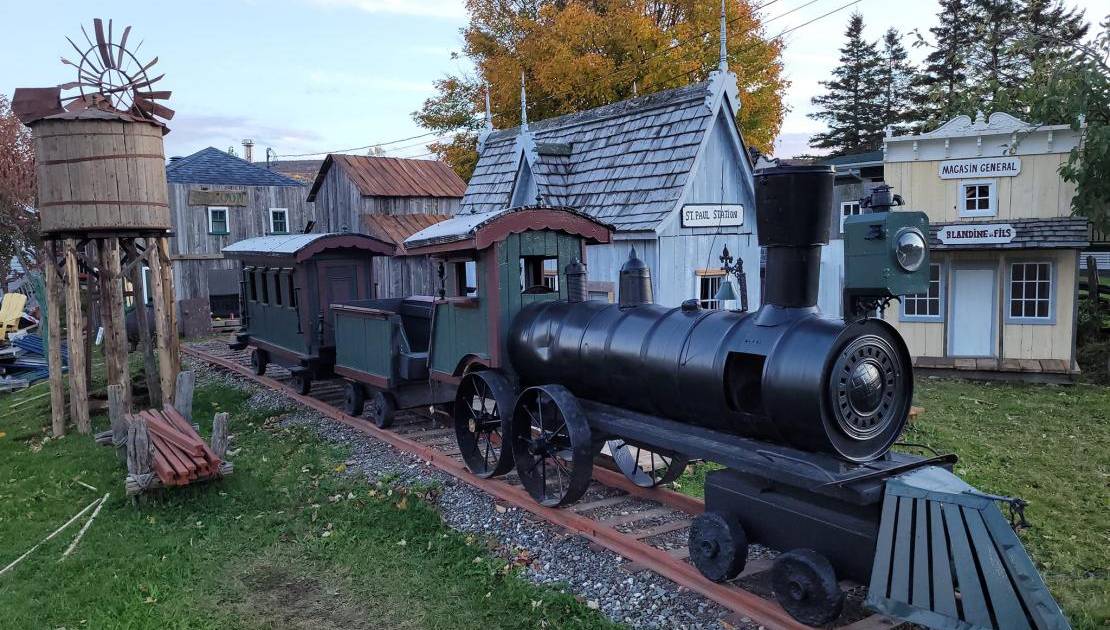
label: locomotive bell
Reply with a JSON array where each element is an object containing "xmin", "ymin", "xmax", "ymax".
[{"xmin": 618, "ymin": 247, "xmax": 653, "ymax": 307}]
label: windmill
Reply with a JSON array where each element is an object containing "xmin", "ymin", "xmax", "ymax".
[{"xmin": 58, "ymin": 18, "xmax": 174, "ymax": 122}]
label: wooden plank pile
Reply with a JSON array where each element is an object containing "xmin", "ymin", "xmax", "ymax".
[{"xmin": 135, "ymin": 407, "xmax": 223, "ymax": 487}]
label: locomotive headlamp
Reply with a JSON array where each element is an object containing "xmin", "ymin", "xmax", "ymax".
[{"xmin": 894, "ymin": 229, "xmax": 927, "ymax": 272}]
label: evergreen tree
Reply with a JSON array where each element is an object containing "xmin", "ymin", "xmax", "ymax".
[
  {"xmin": 808, "ymin": 13, "xmax": 885, "ymax": 154},
  {"xmin": 967, "ymin": 0, "xmax": 1022, "ymax": 110},
  {"xmin": 877, "ymin": 28, "xmax": 917, "ymax": 134},
  {"xmin": 914, "ymin": 0, "xmax": 977, "ymax": 127},
  {"xmin": 1015, "ymin": 0, "xmax": 1089, "ymax": 81}
]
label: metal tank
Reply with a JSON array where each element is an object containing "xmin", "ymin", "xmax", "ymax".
[{"xmin": 507, "ymin": 165, "xmax": 914, "ymax": 462}]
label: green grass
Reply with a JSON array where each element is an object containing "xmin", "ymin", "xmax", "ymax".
[
  {"xmin": 674, "ymin": 377, "xmax": 1109, "ymax": 628},
  {"xmin": 0, "ymin": 370, "xmax": 617, "ymax": 629}
]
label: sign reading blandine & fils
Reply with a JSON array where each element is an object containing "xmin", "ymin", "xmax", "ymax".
[
  {"xmin": 938, "ymin": 223, "xmax": 1016, "ymax": 245},
  {"xmin": 681, "ymin": 204, "xmax": 744, "ymax": 228},
  {"xmin": 938, "ymin": 157, "xmax": 1021, "ymax": 179}
]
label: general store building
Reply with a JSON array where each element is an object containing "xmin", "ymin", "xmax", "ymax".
[
  {"xmin": 462, "ymin": 66, "xmax": 760, "ymax": 309},
  {"xmin": 883, "ymin": 112, "xmax": 1089, "ymax": 377}
]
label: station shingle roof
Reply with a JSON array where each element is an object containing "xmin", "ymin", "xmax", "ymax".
[
  {"xmin": 463, "ymin": 80, "xmax": 726, "ymax": 231},
  {"xmin": 166, "ymin": 147, "xmax": 304, "ymax": 187}
]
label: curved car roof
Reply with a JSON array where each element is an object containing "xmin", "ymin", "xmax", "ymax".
[{"xmin": 223, "ymin": 232, "xmax": 395, "ymax": 262}]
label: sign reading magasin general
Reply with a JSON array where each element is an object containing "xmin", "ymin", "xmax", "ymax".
[{"xmin": 937, "ymin": 156, "xmax": 1021, "ymax": 180}]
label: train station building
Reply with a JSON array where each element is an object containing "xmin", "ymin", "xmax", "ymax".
[{"xmin": 882, "ymin": 112, "xmax": 1089, "ymax": 378}]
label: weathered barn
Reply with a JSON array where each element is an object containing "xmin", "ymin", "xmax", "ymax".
[
  {"xmin": 306, "ymin": 155, "xmax": 465, "ymax": 297},
  {"xmin": 167, "ymin": 147, "xmax": 316, "ymax": 337},
  {"xmin": 461, "ymin": 68, "xmax": 759, "ymax": 308}
]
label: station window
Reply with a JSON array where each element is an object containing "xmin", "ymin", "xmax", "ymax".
[
  {"xmin": 208, "ymin": 206, "xmax": 230, "ymax": 235},
  {"xmin": 959, "ymin": 181, "xmax": 996, "ymax": 217},
  {"xmin": 697, "ymin": 272, "xmax": 724, "ymax": 309},
  {"xmin": 1009, "ymin": 262, "xmax": 1052, "ymax": 320},
  {"xmin": 273, "ymin": 271, "xmax": 283, "ymax": 306},
  {"xmin": 288, "ymin": 274, "xmax": 298, "ymax": 308},
  {"xmin": 902, "ymin": 263, "xmax": 943, "ymax": 320},
  {"xmin": 839, "ymin": 201, "xmax": 862, "ymax": 233},
  {"xmin": 248, "ymin": 270, "xmax": 258, "ymax": 301},
  {"xmin": 456, "ymin": 260, "xmax": 478, "ymax": 297},
  {"xmin": 270, "ymin": 208, "xmax": 288, "ymax": 234},
  {"xmin": 259, "ymin": 270, "xmax": 269, "ymax": 304},
  {"xmin": 520, "ymin": 256, "xmax": 558, "ymax": 294}
]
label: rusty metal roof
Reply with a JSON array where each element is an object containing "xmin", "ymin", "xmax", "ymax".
[
  {"xmin": 360, "ymin": 213, "xmax": 453, "ymax": 249},
  {"xmin": 306, "ymin": 154, "xmax": 466, "ymax": 201}
]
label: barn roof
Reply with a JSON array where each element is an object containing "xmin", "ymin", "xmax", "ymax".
[
  {"xmin": 360, "ymin": 213, "xmax": 454, "ymax": 249},
  {"xmin": 167, "ymin": 147, "xmax": 304, "ymax": 187},
  {"xmin": 306, "ymin": 154, "xmax": 467, "ymax": 201},
  {"xmin": 462, "ymin": 77, "xmax": 743, "ymax": 231},
  {"xmin": 222, "ymin": 232, "xmax": 395, "ymax": 261}
]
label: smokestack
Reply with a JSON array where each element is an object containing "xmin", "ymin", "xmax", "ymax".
[
  {"xmin": 755, "ymin": 165, "xmax": 834, "ymax": 309},
  {"xmin": 242, "ymin": 138, "xmax": 254, "ymax": 163}
]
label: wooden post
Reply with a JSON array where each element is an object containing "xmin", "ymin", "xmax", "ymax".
[
  {"xmin": 211, "ymin": 412, "xmax": 229, "ymax": 459},
  {"xmin": 174, "ymin": 370, "xmax": 195, "ymax": 424},
  {"xmin": 157, "ymin": 237, "xmax": 180, "ymax": 369},
  {"xmin": 44, "ymin": 241, "xmax": 67, "ymax": 437},
  {"xmin": 146, "ymin": 237, "xmax": 176, "ymax": 405},
  {"xmin": 83, "ymin": 243, "xmax": 95, "ymax": 387},
  {"xmin": 107, "ymin": 384, "xmax": 126, "ymax": 463},
  {"xmin": 1088, "ymin": 255, "xmax": 1101, "ymax": 313},
  {"xmin": 124, "ymin": 238, "xmax": 161, "ymax": 407},
  {"xmin": 105, "ymin": 237, "xmax": 132, "ymax": 410},
  {"xmin": 96, "ymin": 242, "xmax": 124, "ymax": 410},
  {"xmin": 63, "ymin": 238, "xmax": 90, "ymax": 434}
]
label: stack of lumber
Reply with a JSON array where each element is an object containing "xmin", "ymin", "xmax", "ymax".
[{"xmin": 131, "ymin": 407, "xmax": 223, "ymax": 487}]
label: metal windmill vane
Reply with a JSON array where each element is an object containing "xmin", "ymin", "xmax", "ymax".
[{"xmin": 58, "ymin": 18, "xmax": 174, "ymax": 122}]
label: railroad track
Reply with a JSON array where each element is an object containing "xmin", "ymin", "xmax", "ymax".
[{"xmin": 184, "ymin": 341, "xmax": 900, "ymax": 630}]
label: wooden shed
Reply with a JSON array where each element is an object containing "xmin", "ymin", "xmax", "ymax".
[
  {"xmin": 224, "ymin": 232, "xmax": 396, "ymax": 392},
  {"xmin": 166, "ymin": 147, "xmax": 317, "ymax": 337},
  {"xmin": 306, "ymin": 155, "xmax": 465, "ymax": 298}
]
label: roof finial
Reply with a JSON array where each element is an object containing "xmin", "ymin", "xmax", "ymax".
[
  {"xmin": 718, "ymin": 0, "xmax": 728, "ymax": 72},
  {"xmin": 520, "ymin": 71, "xmax": 529, "ymax": 131},
  {"xmin": 484, "ymin": 81, "xmax": 493, "ymax": 131}
]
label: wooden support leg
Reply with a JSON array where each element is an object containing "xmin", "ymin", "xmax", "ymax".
[
  {"xmin": 174, "ymin": 370, "xmax": 195, "ymax": 423},
  {"xmin": 124, "ymin": 238, "xmax": 161, "ymax": 407},
  {"xmin": 44, "ymin": 241, "xmax": 67, "ymax": 437},
  {"xmin": 157, "ymin": 237, "xmax": 180, "ymax": 370},
  {"xmin": 63, "ymin": 238, "xmax": 90, "ymax": 434},
  {"xmin": 212, "ymin": 412, "xmax": 229, "ymax": 459},
  {"xmin": 96, "ymin": 242, "xmax": 125, "ymax": 409},
  {"xmin": 83, "ymin": 243, "xmax": 96, "ymax": 387},
  {"xmin": 147, "ymin": 237, "xmax": 176, "ymax": 405},
  {"xmin": 104, "ymin": 237, "xmax": 132, "ymax": 410},
  {"xmin": 107, "ymin": 384, "xmax": 126, "ymax": 463}
]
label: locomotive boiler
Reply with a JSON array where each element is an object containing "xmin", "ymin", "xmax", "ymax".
[{"xmin": 508, "ymin": 165, "xmax": 919, "ymax": 463}]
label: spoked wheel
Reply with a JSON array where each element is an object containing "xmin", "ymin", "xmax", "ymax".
[
  {"xmin": 689, "ymin": 511, "xmax": 748, "ymax": 582},
  {"xmin": 366, "ymin": 389, "xmax": 396, "ymax": 428},
  {"xmin": 607, "ymin": 440, "xmax": 689, "ymax": 487},
  {"xmin": 343, "ymin": 380, "xmax": 365, "ymax": 416},
  {"xmin": 454, "ymin": 371, "xmax": 515, "ymax": 478},
  {"xmin": 771, "ymin": 549, "xmax": 845, "ymax": 626},
  {"xmin": 290, "ymin": 372, "xmax": 312, "ymax": 395},
  {"xmin": 511, "ymin": 385, "xmax": 593, "ymax": 507},
  {"xmin": 250, "ymin": 348, "xmax": 267, "ymax": 376}
]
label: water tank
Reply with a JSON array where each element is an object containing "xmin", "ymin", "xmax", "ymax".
[{"xmin": 31, "ymin": 110, "xmax": 170, "ymax": 234}]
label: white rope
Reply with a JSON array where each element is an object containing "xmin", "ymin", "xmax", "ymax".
[
  {"xmin": 0, "ymin": 496, "xmax": 102, "ymax": 577},
  {"xmin": 61, "ymin": 493, "xmax": 110, "ymax": 560}
]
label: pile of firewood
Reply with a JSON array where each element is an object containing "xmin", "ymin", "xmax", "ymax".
[{"xmin": 134, "ymin": 407, "xmax": 226, "ymax": 486}]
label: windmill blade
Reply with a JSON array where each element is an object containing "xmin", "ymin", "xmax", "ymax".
[
  {"xmin": 58, "ymin": 81, "xmax": 100, "ymax": 90},
  {"xmin": 138, "ymin": 56, "xmax": 159, "ymax": 74},
  {"xmin": 116, "ymin": 26, "xmax": 131, "ymax": 69},
  {"xmin": 130, "ymin": 73, "xmax": 164, "ymax": 90},
  {"xmin": 94, "ymin": 18, "xmax": 113, "ymax": 69},
  {"xmin": 80, "ymin": 23, "xmax": 96, "ymax": 50},
  {"xmin": 136, "ymin": 90, "xmax": 171, "ymax": 100},
  {"xmin": 133, "ymin": 98, "xmax": 174, "ymax": 120},
  {"xmin": 65, "ymin": 37, "xmax": 86, "ymax": 62}
]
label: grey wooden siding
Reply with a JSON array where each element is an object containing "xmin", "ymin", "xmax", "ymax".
[
  {"xmin": 168, "ymin": 182, "xmax": 316, "ymax": 302},
  {"xmin": 310, "ymin": 165, "xmax": 460, "ymax": 299}
]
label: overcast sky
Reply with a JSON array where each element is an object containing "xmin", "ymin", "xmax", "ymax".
[{"xmin": 2, "ymin": 0, "xmax": 1102, "ymax": 160}]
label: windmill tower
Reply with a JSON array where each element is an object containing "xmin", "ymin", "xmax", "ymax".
[{"xmin": 13, "ymin": 18, "xmax": 180, "ymax": 436}]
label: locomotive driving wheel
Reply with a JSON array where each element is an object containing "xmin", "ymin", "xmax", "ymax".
[
  {"xmin": 366, "ymin": 389, "xmax": 396, "ymax": 428},
  {"xmin": 511, "ymin": 385, "xmax": 594, "ymax": 507},
  {"xmin": 771, "ymin": 549, "xmax": 845, "ymax": 626},
  {"xmin": 453, "ymin": 371, "xmax": 515, "ymax": 478},
  {"xmin": 606, "ymin": 440, "xmax": 689, "ymax": 488},
  {"xmin": 689, "ymin": 511, "xmax": 748, "ymax": 582}
]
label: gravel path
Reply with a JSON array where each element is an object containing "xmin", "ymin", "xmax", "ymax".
[{"xmin": 188, "ymin": 359, "xmax": 757, "ymax": 630}]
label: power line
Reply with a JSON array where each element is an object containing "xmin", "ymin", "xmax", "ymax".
[{"xmin": 272, "ymin": 130, "xmax": 441, "ymax": 158}]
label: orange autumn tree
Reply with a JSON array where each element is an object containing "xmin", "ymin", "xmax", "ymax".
[{"xmin": 414, "ymin": 0, "xmax": 787, "ymax": 180}]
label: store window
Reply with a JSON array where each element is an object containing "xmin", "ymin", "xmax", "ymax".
[
  {"xmin": 840, "ymin": 201, "xmax": 862, "ymax": 232},
  {"xmin": 959, "ymin": 181, "xmax": 996, "ymax": 217},
  {"xmin": 1009, "ymin": 262, "xmax": 1053, "ymax": 321},
  {"xmin": 270, "ymin": 208, "xmax": 288, "ymax": 234},
  {"xmin": 698, "ymin": 272, "xmax": 724, "ymax": 309},
  {"xmin": 208, "ymin": 206, "xmax": 230, "ymax": 234},
  {"xmin": 902, "ymin": 263, "xmax": 943, "ymax": 320}
]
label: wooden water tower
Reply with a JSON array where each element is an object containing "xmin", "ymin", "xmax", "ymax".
[{"xmin": 14, "ymin": 18, "xmax": 180, "ymax": 437}]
